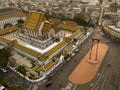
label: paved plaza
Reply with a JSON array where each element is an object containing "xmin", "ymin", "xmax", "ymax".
[{"xmin": 69, "ymin": 43, "xmax": 109, "ymax": 84}]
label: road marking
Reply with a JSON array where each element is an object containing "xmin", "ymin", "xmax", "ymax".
[
  {"xmin": 95, "ymin": 87, "xmax": 99, "ymax": 90},
  {"xmin": 101, "ymin": 67, "xmax": 111, "ymax": 90},
  {"xmin": 73, "ymin": 85, "xmax": 77, "ymax": 90},
  {"xmin": 65, "ymin": 82, "xmax": 73, "ymax": 90},
  {"xmin": 90, "ymin": 83, "xmax": 94, "ymax": 87},
  {"xmin": 28, "ymin": 85, "xmax": 32, "ymax": 90},
  {"xmin": 32, "ymin": 86, "xmax": 38, "ymax": 90},
  {"xmin": 104, "ymin": 71, "xmax": 112, "ymax": 90},
  {"xmin": 97, "ymin": 73, "xmax": 100, "ymax": 76},
  {"xmin": 91, "ymin": 66, "xmax": 106, "ymax": 90}
]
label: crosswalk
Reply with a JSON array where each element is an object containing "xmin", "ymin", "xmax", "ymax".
[
  {"xmin": 61, "ymin": 82, "xmax": 77, "ymax": 90},
  {"xmin": 28, "ymin": 85, "xmax": 38, "ymax": 90},
  {"xmin": 65, "ymin": 83, "xmax": 73, "ymax": 90}
]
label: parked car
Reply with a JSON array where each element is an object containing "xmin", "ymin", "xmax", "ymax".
[
  {"xmin": 45, "ymin": 81, "xmax": 52, "ymax": 87},
  {"xmin": 0, "ymin": 68, "xmax": 7, "ymax": 72}
]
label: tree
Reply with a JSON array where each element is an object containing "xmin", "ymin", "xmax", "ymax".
[
  {"xmin": 4, "ymin": 23, "xmax": 12, "ymax": 29},
  {"xmin": 73, "ymin": 15, "xmax": 88, "ymax": 26},
  {"xmin": 0, "ymin": 76, "xmax": 7, "ymax": 86},
  {"xmin": 84, "ymin": 27, "xmax": 88, "ymax": 35},
  {"xmin": 17, "ymin": 19, "xmax": 24, "ymax": 28},
  {"xmin": 7, "ymin": 40, "xmax": 18, "ymax": 48},
  {"xmin": 16, "ymin": 65, "xmax": 26, "ymax": 76},
  {"xmin": 10, "ymin": 86, "xmax": 22, "ymax": 90},
  {"xmin": 17, "ymin": 19, "xmax": 24, "ymax": 24},
  {"xmin": 0, "ymin": 47, "xmax": 12, "ymax": 68}
]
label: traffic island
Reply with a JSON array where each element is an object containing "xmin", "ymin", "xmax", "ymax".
[{"xmin": 68, "ymin": 43, "xmax": 109, "ymax": 85}]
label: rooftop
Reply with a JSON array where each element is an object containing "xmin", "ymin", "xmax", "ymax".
[
  {"xmin": 0, "ymin": 26, "xmax": 18, "ymax": 35},
  {"xmin": 0, "ymin": 8, "xmax": 13, "ymax": 13},
  {"xmin": 58, "ymin": 23, "xmax": 78, "ymax": 31}
]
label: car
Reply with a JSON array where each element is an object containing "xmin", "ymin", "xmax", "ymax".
[
  {"xmin": 0, "ymin": 68, "xmax": 7, "ymax": 72},
  {"xmin": 71, "ymin": 53, "xmax": 75, "ymax": 57},
  {"xmin": 75, "ymin": 48, "xmax": 79, "ymax": 53},
  {"xmin": 45, "ymin": 81, "xmax": 52, "ymax": 87},
  {"xmin": 66, "ymin": 57, "xmax": 71, "ymax": 62}
]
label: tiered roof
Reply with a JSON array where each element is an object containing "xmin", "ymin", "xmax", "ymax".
[
  {"xmin": 78, "ymin": 34, "xmax": 86, "ymax": 40},
  {"xmin": 0, "ymin": 37, "xmax": 10, "ymax": 44},
  {"xmin": 44, "ymin": 60, "xmax": 54, "ymax": 71},
  {"xmin": 58, "ymin": 21, "xmax": 78, "ymax": 31},
  {"xmin": 64, "ymin": 44, "xmax": 73, "ymax": 52},
  {"xmin": 0, "ymin": 8, "xmax": 12, "ymax": 13},
  {"xmin": 42, "ymin": 21, "xmax": 52, "ymax": 32},
  {"xmin": 58, "ymin": 23, "xmax": 78, "ymax": 31},
  {"xmin": 68, "ymin": 30, "xmax": 81, "ymax": 39},
  {"xmin": 63, "ymin": 44, "xmax": 73, "ymax": 57},
  {"xmin": 49, "ymin": 18, "xmax": 60, "ymax": 25},
  {"xmin": 14, "ymin": 43, "xmax": 41, "ymax": 58},
  {"xmin": 24, "ymin": 12, "xmax": 47, "ymax": 32},
  {"xmin": 0, "ymin": 8, "xmax": 25, "ymax": 21},
  {"xmin": 45, "ymin": 40, "xmax": 66, "ymax": 57},
  {"xmin": 65, "ymin": 21, "xmax": 77, "ymax": 27},
  {"xmin": 0, "ymin": 26, "xmax": 18, "ymax": 35}
]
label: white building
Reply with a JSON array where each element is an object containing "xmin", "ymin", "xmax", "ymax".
[{"xmin": 0, "ymin": 8, "xmax": 26, "ymax": 29}]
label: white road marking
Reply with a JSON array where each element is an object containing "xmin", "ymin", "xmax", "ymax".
[
  {"xmin": 73, "ymin": 85, "xmax": 77, "ymax": 90},
  {"xmin": 65, "ymin": 82, "xmax": 73, "ymax": 90},
  {"xmin": 90, "ymin": 83, "xmax": 94, "ymax": 87},
  {"xmin": 97, "ymin": 73, "xmax": 100, "ymax": 76},
  {"xmin": 91, "ymin": 66, "xmax": 106, "ymax": 90},
  {"xmin": 101, "ymin": 67, "xmax": 111, "ymax": 90}
]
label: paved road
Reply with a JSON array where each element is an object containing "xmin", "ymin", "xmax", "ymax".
[{"xmin": 0, "ymin": 68, "xmax": 32, "ymax": 90}]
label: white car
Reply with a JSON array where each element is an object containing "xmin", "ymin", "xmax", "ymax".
[
  {"xmin": 75, "ymin": 49, "xmax": 79, "ymax": 53},
  {"xmin": 0, "ymin": 68, "xmax": 7, "ymax": 72}
]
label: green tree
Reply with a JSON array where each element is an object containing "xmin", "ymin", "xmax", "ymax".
[
  {"xmin": 16, "ymin": 65, "xmax": 26, "ymax": 76},
  {"xmin": 10, "ymin": 86, "xmax": 22, "ymax": 90},
  {"xmin": 0, "ymin": 47, "xmax": 12, "ymax": 68},
  {"xmin": 17, "ymin": 19, "xmax": 24, "ymax": 24},
  {"xmin": 84, "ymin": 27, "xmax": 88, "ymax": 35},
  {"xmin": 17, "ymin": 19, "xmax": 24, "ymax": 28},
  {"xmin": 0, "ymin": 77, "xmax": 7, "ymax": 86},
  {"xmin": 73, "ymin": 15, "xmax": 88, "ymax": 26},
  {"xmin": 4, "ymin": 23, "xmax": 12, "ymax": 29}
]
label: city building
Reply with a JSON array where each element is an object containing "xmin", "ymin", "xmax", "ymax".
[
  {"xmin": 102, "ymin": 21, "xmax": 120, "ymax": 41},
  {"xmin": 0, "ymin": 8, "xmax": 26, "ymax": 29},
  {"xmin": 15, "ymin": 12, "xmax": 62, "ymax": 48}
]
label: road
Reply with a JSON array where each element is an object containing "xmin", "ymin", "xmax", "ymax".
[{"xmin": 0, "ymin": 68, "xmax": 32, "ymax": 90}]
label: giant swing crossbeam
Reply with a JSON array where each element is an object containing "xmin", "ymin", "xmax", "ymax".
[{"xmin": 87, "ymin": 38, "xmax": 100, "ymax": 64}]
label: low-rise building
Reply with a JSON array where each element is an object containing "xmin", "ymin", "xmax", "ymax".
[{"xmin": 0, "ymin": 8, "xmax": 26, "ymax": 29}]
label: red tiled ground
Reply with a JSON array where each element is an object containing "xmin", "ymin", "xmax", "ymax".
[{"xmin": 68, "ymin": 43, "xmax": 109, "ymax": 85}]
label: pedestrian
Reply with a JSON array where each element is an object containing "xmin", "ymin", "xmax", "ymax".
[
  {"xmin": 74, "ymin": 59, "xmax": 77, "ymax": 62},
  {"xmin": 59, "ymin": 83, "xmax": 62, "ymax": 88}
]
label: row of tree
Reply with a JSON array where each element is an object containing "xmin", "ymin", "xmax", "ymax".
[
  {"xmin": 0, "ymin": 76, "xmax": 21, "ymax": 90},
  {"xmin": 0, "ymin": 47, "xmax": 12, "ymax": 68},
  {"xmin": 45, "ymin": 12, "xmax": 89, "ymax": 26},
  {"xmin": 3, "ymin": 19, "xmax": 24, "ymax": 29}
]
